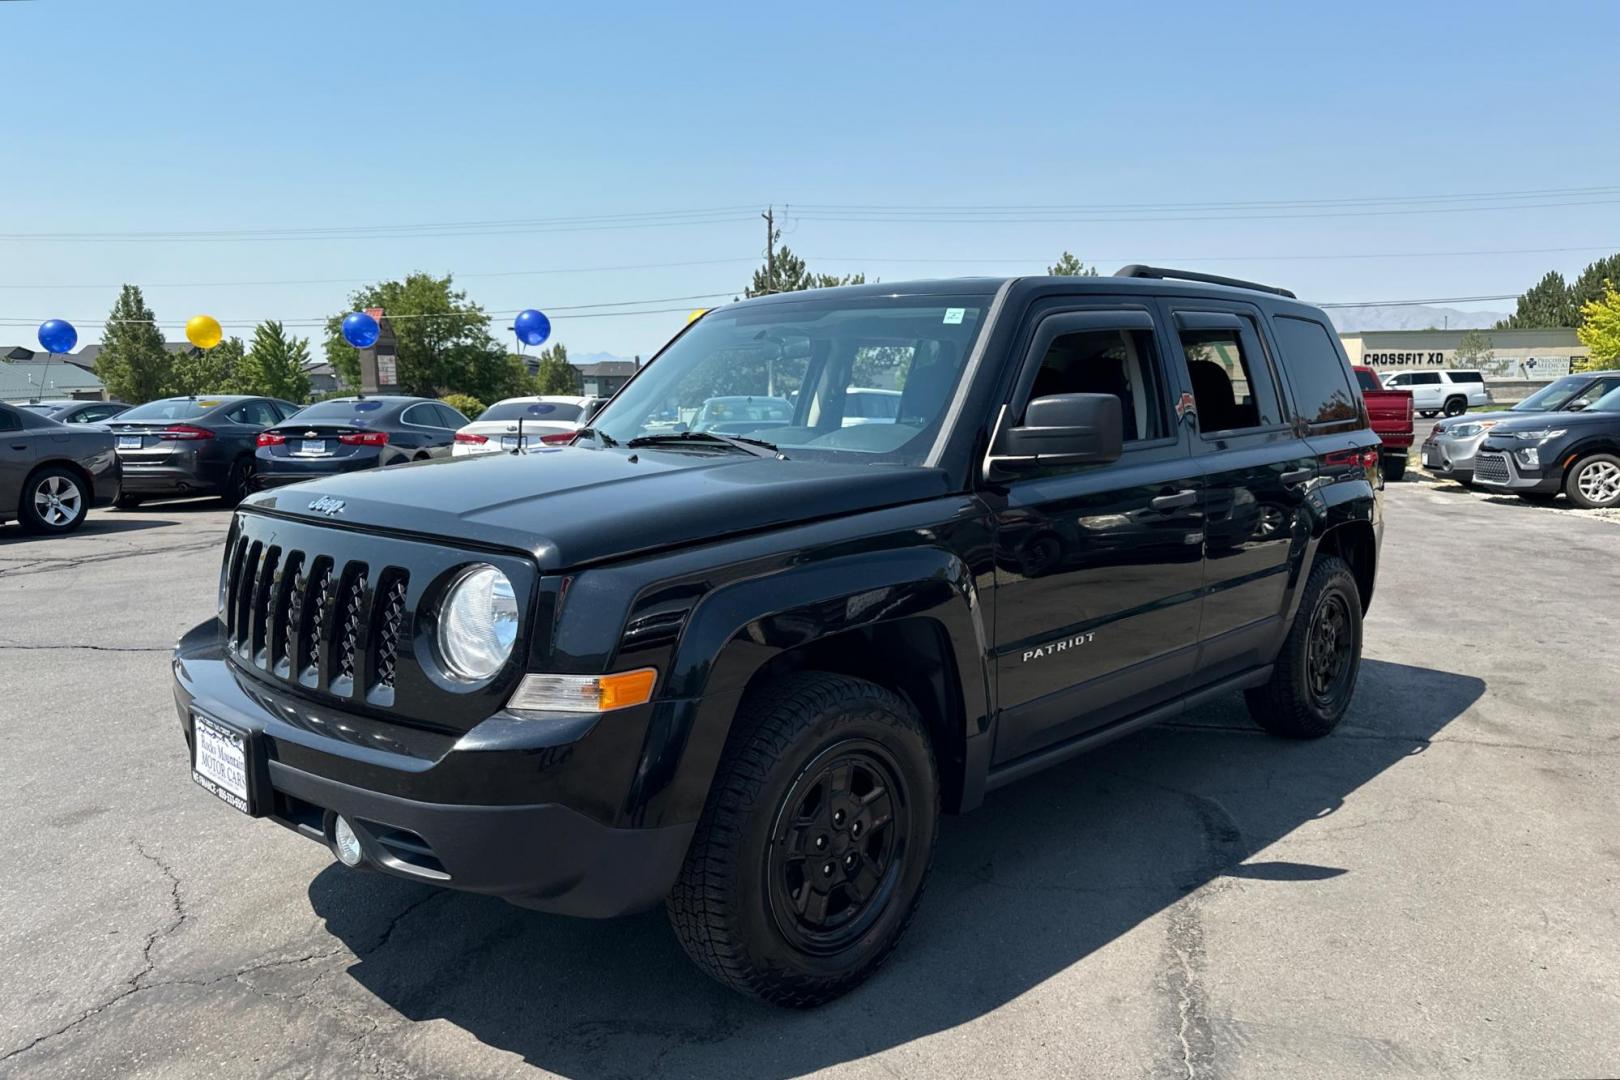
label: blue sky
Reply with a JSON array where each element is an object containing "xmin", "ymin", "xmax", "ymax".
[{"xmin": 3, "ymin": 0, "xmax": 1617, "ymax": 356}]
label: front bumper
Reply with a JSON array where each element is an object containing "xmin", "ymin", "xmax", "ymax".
[
  {"xmin": 1470, "ymin": 449, "xmax": 1561, "ymax": 493},
  {"xmin": 171, "ymin": 620, "xmax": 696, "ymax": 917},
  {"xmin": 1420, "ymin": 432, "xmax": 1489, "ymax": 480}
]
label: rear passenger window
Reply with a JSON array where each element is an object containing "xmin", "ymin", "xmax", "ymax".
[
  {"xmin": 1176, "ymin": 320, "xmax": 1280, "ymax": 432},
  {"xmin": 1026, "ymin": 328, "xmax": 1167, "ymax": 442},
  {"xmin": 227, "ymin": 401, "xmax": 277, "ymax": 427},
  {"xmin": 1272, "ymin": 316, "xmax": 1360, "ymax": 425},
  {"xmin": 0, "ymin": 407, "xmax": 19, "ymax": 432},
  {"xmin": 1448, "ymin": 371, "xmax": 1484, "ymax": 383}
]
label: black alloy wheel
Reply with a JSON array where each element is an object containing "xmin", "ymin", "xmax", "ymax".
[
  {"xmin": 223, "ymin": 457, "xmax": 255, "ymax": 507},
  {"xmin": 766, "ymin": 741, "xmax": 909, "ymax": 957},
  {"xmin": 1305, "ymin": 592, "xmax": 1355, "ymax": 706}
]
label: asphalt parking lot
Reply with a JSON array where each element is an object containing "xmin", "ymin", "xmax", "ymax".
[{"xmin": 1, "ymin": 482, "xmax": 1616, "ymax": 1080}]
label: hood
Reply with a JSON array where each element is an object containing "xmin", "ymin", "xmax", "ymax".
[
  {"xmin": 243, "ymin": 445, "xmax": 953, "ymax": 570},
  {"xmin": 1480, "ymin": 408, "xmax": 1619, "ymax": 447}
]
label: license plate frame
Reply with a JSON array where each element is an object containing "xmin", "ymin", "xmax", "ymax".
[
  {"xmin": 298, "ymin": 439, "xmax": 328, "ymax": 455},
  {"xmin": 501, "ymin": 435, "xmax": 522, "ymax": 450},
  {"xmin": 117, "ymin": 435, "xmax": 143, "ymax": 450},
  {"xmin": 191, "ymin": 714, "xmax": 256, "ymax": 815}
]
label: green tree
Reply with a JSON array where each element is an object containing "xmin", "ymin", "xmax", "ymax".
[
  {"xmin": 168, "ymin": 336, "xmax": 243, "ymax": 396},
  {"xmin": 531, "ymin": 343, "xmax": 580, "ymax": 395},
  {"xmin": 1498, "ymin": 270, "xmax": 1578, "ymax": 329},
  {"xmin": 1571, "ymin": 254, "xmax": 1620, "ymax": 322},
  {"xmin": 440, "ymin": 393, "xmax": 485, "ymax": 420},
  {"xmin": 1454, "ymin": 329, "xmax": 1495, "ymax": 369},
  {"xmin": 744, "ymin": 230, "xmax": 865, "ymax": 297},
  {"xmin": 1576, "ymin": 285, "xmax": 1620, "ymax": 367},
  {"xmin": 236, "ymin": 321, "xmax": 312, "ymax": 402},
  {"xmin": 324, "ymin": 273, "xmax": 507, "ymax": 400},
  {"xmin": 95, "ymin": 285, "xmax": 173, "ymax": 402},
  {"xmin": 1047, "ymin": 251, "xmax": 1100, "ymax": 276}
]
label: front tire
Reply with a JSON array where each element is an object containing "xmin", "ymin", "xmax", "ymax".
[
  {"xmin": 1245, "ymin": 555, "xmax": 1362, "ymax": 738},
  {"xmin": 1565, "ymin": 453, "xmax": 1620, "ymax": 509},
  {"xmin": 667, "ymin": 672, "xmax": 938, "ymax": 1007},
  {"xmin": 1419, "ymin": 410, "xmax": 1438, "ymax": 419},
  {"xmin": 19, "ymin": 466, "xmax": 90, "ymax": 535}
]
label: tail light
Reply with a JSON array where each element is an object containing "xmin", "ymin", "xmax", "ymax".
[
  {"xmin": 1323, "ymin": 448, "xmax": 1381, "ymax": 469},
  {"xmin": 339, "ymin": 431, "xmax": 389, "ymax": 446},
  {"xmin": 539, "ymin": 432, "xmax": 576, "ymax": 445},
  {"xmin": 454, "ymin": 432, "xmax": 489, "ymax": 445},
  {"xmin": 257, "ymin": 432, "xmax": 286, "ymax": 446},
  {"xmin": 159, "ymin": 425, "xmax": 214, "ymax": 441}
]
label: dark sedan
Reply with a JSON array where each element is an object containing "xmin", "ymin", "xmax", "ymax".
[
  {"xmin": 15, "ymin": 399, "xmax": 133, "ymax": 425},
  {"xmin": 1, "ymin": 402, "xmax": 122, "ymax": 535},
  {"xmin": 108, "ymin": 395, "xmax": 299, "ymax": 507},
  {"xmin": 1472, "ymin": 383, "xmax": 1620, "ymax": 508},
  {"xmin": 253, "ymin": 396, "xmax": 469, "ymax": 490}
]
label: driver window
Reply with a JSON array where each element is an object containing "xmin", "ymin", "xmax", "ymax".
[{"xmin": 1026, "ymin": 328, "xmax": 1167, "ymax": 443}]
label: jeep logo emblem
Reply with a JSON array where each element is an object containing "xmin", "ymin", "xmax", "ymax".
[{"xmin": 306, "ymin": 496, "xmax": 345, "ymax": 517}]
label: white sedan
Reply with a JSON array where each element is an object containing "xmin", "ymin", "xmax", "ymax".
[{"xmin": 452, "ymin": 395, "xmax": 607, "ymax": 456}]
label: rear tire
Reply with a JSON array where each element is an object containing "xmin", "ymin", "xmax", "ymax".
[
  {"xmin": 19, "ymin": 466, "xmax": 90, "ymax": 536},
  {"xmin": 1245, "ymin": 555, "xmax": 1362, "ymax": 739},
  {"xmin": 1564, "ymin": 453, "xmax": 1620, "ymax": 509},
  {"xmin": 220, "ymin": 457, "xmax": 255, "ymax": 507},
  {"xmin": 1442, "ymin": 397, "xmax": 1466, "ymax": 418},
  {"xmin": 667, "ymin": 672, "xmax": 938, "ymax": 1007},
  {"xmin": 1382, "ymin": 455, "xmax": 1407, "ymax": 482}
]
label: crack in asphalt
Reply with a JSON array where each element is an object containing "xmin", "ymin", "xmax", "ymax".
[
  {"xmin": 0, "ymin": 840, "xmax": 188, "ymax": 1067},
  {"xmin": 1160, "ymin": 721, "xmax": 1619, "ymax": 758},
  {"xmin": 0, "ymin": 880, "xmax": 446, "ymax": 1069},
  {"xmin": 0, "ymin": 642, "xmax": 170, "ymax": 653},
  {"xmin": 0, "ymin": 537, "xmax": 223, "ymax": 580}
]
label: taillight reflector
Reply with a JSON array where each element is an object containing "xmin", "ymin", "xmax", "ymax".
[
  {"xmin": 160, "ymin": 425, "xmax": 214, "ymax": 441},
  {"xmin": 454, "ymin": 432, "xmax": 489, "ymax": 444},
  {"xmin": 339, "ymin": 431, "xmax": 389, "ymax": 446},
  {"xmin": 539, "ymin": 432, "xmax": 576, "ymax": 445},
  {"xmin": 257, "ymin": 432, "xmax": 285, "ymax": 446}
]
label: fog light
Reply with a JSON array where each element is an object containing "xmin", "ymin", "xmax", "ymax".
[
  {"xmin": 333, "ymin": 815, "xmax": 364, "ymax": 867},
  {"xmin": 1516, "ymin": 447, "xmax": 1540, "ymax": 468}
]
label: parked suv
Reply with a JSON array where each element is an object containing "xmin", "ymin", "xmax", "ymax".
[
  {"xmin": 1380, "ymin": 369, "xmax": 1493, "ymax": 417},
  {"xmin": 172, "ymin": 267, "xmax": 1382, "ymax": 1006}
]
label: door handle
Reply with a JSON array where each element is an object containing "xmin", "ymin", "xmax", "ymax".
[
  {"xmin": 1150, "ymin": 489, "xmax": 1197, "ymax": 511},
  {"xmin": 10, "ymin": 443, "xmax": 27, "ymax": 451},
  {"xmin": 1281, "ymin": 468, "xmax": 1314, "ymax": 486}
]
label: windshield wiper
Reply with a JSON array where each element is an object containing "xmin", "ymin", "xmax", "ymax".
[
  {"xmin": 626, "ymin": 430, "xmax": 783, "ymax": 458},
  {"xmin": 572, "ymin": 427, "xmax": 619, "ymax": 447}
]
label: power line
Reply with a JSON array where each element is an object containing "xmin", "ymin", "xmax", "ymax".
[
  {"xmin": 785, "ymin": 184, "xmax": 1620, "ymax": 212},
  {"xmin": 786, "ymin": 196, "xmax": 1620, "ymax": 225},
  {"xmin": 804, "ymin": 244, "xmax": 1620, "ymax": 266}
]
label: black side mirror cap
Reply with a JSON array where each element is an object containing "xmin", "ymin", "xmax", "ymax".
[{"xmin": 990, "ymin": 393, "xmax": 1124, "ymax": 474}]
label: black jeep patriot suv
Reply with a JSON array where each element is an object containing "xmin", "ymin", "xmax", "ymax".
[{"xmin": 173, "ymin": 267, "xmax": 1382, "ymax": 1006}]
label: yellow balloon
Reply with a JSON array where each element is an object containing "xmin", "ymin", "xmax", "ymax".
[
  {"xmin": 686, "ymin": 308, "xmax": 707, "ymax": 324},
  {"xmin": 186, "ymin": 314, "xmax": 223, "ymax": 351}
]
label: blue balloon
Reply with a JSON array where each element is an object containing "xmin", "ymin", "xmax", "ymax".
[
  {"xmin": 514, "ymin": 308, "xmax": 551, "ymax": 347},
  {"xmin": 38, "ymin": 319, "xmax": 77, "ymax": 355},
  {"xmin": 342, "ymin": 311, "xmax": 381, "ymax": 349}
]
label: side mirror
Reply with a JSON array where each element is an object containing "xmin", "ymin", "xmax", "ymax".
[
  {"xmin": 992, "ymin": 393, "xmax": 1123, "ymax": 472},
  {"xmin": 1568, "ymin": 400, "xmax": 1588, "ymax": 411}
]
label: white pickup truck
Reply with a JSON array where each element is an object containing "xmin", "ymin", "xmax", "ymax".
[{"xmin": 1380, "ymin": 369, "xmax": 1494, "ymax": 418}]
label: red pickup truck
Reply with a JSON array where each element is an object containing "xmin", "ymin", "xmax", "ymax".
[{"xmin": 1353, "ymin": 366, "xmax": 1414, "ymax": 481}]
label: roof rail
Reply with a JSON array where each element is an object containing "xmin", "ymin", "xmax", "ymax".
[{"xmin": 1113, "ymin": 264, "xmax": 1296, "ymax": 299}]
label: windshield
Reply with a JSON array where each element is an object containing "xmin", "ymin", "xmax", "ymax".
[
  {"xmin": 1512, "ymin": 375, "xmax": 1589, "ymax": 411},
  {"xmin": 1589, "ymin": 385, "xmax": 1620, "ymax": 413},
  {"xmin": 478, "ymin": 401, "xmax": 582, "ymax": 423},
  {"xmin": 588, "ymin": 294, "xmax": 992, "ymax": 465},
  {"xmin": 285, "ymin": 399, "xmax": 393, "ymax": 422},
  {"xmin": 116, "ymin": 398, "xmax": 222, "ymax": 421}
]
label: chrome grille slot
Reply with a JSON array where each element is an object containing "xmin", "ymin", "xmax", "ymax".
[
  {"xmin": 368, "ymin": 570, "xmax": 410, "ymax": 703},
  {"xmin": 269, "ymin": 552, "xmax": 305, "ymax": 678},
  {"xmin": 250, "ymin": 547, "xmax": 281, "ymax": 669},
  {"xmin": 234, "ymin": 541, "xmax": 263, "ymax": 656},
  {"xmin": 223, "ymin": 536, "xmax": 250, "ymax": 641},
  {"xmin": 329, "ymin": 564, "xmax": 369, "ymax": 698},
  {"xmin": 298, "ymin": 558, "xmax": 334, "ymax": 686}
]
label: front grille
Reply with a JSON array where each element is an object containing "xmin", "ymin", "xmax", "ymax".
[
  {"xmin": 225, "ymin": 536, "xmax": 404, "ymax": 703},
  {"xmin": 1474, "ymin": 452, "xmax": 1511, "ymax": 484},
  {"xmin": 217, "ymin": 510, "xmax": 541, "ymax": 731}
]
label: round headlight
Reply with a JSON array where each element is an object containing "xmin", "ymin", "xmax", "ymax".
[{"xmin": 437, "ymin": 565, "xmax": 519, "ymax": 680}]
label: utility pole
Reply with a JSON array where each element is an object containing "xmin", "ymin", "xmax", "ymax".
[{"xmin": 762, "ymin": 206, "xmax": 775, "ymax": 294}]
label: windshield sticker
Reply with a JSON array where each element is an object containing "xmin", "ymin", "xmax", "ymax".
[
  {"xmin": 199, "ymin": 400, "xmax": 220, "ymax": 407},
  {"xmin": 942, "ymin": 308, "xmax": 965, "ymax": 325},
  {"xmin": 528, "ymin": 404, "xmax": 557, "ymax": 415}
]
